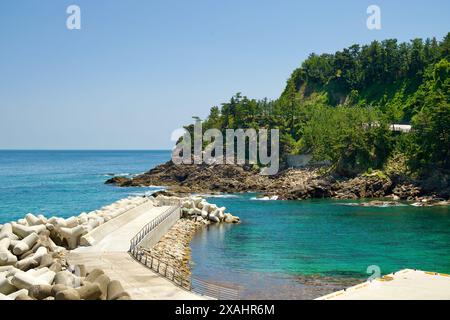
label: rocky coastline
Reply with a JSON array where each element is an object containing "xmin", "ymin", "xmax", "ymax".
[{"xmin": 106, "ymin": 161, "xmax": 450, "ymax": 204}]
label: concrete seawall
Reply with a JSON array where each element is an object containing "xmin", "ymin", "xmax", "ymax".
[
  {"xmin": 69, "ymin": 202, "xmax": 204, "ymax": 299},
  {"xmin": 139, "ymin": 206, "xmax": 181, "ymax": 250},
  {"xmin": 79, "ymin": 199, "xmax": 156, "ymax": 247}
]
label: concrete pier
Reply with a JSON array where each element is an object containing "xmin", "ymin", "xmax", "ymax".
[
  {"xmin": 317, "ymin": 269, "xmax": 450, "ymax": 300},
  {"xmin": 69, "ymin": 202, "xmax": 204, "ymax": 300}
]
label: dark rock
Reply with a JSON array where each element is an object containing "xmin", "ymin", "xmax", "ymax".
[
  {"xmin": 105, "ymin": 176, "xmax": 132, "ymax": 186},
  {"xmin": 106, "ymin": 160, "xmax": 448, "ymax": 201}
]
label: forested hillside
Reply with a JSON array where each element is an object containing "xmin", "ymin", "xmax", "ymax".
[{"xmin": 195, "ymin": 34, "xmax": 450, "ymax": 177}]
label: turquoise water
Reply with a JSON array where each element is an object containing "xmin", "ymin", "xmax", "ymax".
[
  {"xmin": 1, "ymin": 150, "xmax": 449, "ymax": 298},
  {"xmin": 190, "ymin": 194, "xmax": 450, "ymax": 298},
  {"xmin": 0, "ymin": 150, "xmax": 169, "ymax": 223}
]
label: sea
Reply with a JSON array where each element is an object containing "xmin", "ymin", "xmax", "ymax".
[{"xmin": 1, "ymin": 150, "xmax": 449, "ymax": 299}]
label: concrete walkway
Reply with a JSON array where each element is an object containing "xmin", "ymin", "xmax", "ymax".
[
  {"xmin": 68, "ymin": 203, "xmax": 204, "ymax": 300},
  {"xmin": 317, "ymin": 269, "xmax": 450, "ymax": 300}
]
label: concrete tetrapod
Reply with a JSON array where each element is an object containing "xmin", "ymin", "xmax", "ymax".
[
  {"xmin": 55, "ymin": 288, "xmax": 81, "ymax": 300},
  {"xmin": 15, "ymin": 246, "xmax": 48, "ymax": 271},
  {"xmin": 0, "ymin": 196, "xmax": 157, "ymax": 300},
  {"xmin": 15, "ymin": 293, "xmax": 35, "ymax": 300},
  {"xmin": 49, "ymin": 262, "xmax": 62, "ymax": 273},
  {"xmin": 94, "ymin": 274, "xmax": 110, "ymax": 300},
  {"xmin": 54, "ymin": 270, "xmax": 82, "ymax": 288},
  {"xmin": 74, "ymin": 264, "xmax": 87, "ymax": 277},
  {"xmin": 0, "ymin": 224, "xmax": 19, "ymax": 241},
  {"xmin": 25, "ymin": 213, "xmax": 46, "ymax": 226},
  {"xmin": 107, "ymin": 280, "xmax": 130, "ymax": 300},
  {"xmin": 76, "ymin": 282, "xmax": 102, "ymax": 300},
  {"xmin": 85, "ymin": 268, "xmax": 104, "ymax": 283},
  {"xmin": 56, "ymin": 225, "xmax": 86, "ymax": 250},
  {"xmin": 38, "ymin": 254, "xmax": 54, "ymax": 269},
  {"xmin": 11, "ymin": 223, "xmax": 46, "ymax": 239},
  {"xmin": 8, "ymin": 289, "xmax": 29, "ymax": 299},
  {"xmin": 0, "ymin": 277, "xmax": 18, "ymax": 295},
  {"xmin": 0, "ymin": 238, "xmax": 18, "ymax": 266},
  {"xmin": 11, "ymin": 269, "xmax": 56, "ymax": 290},
  {"xmin": 29, "ymin": 284, "xmax": 53, "ymax": 300},
  {"xmin": 51, "ymin": 284, "xmax": 68, "ymax": 297},
  {"xmin": 13, "ymin": 232, "xmax": 40, "ymax": 255}
]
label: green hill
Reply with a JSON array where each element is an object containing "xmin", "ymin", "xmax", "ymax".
[
  {"xmin": 195, "ymin": 33, "xmax": 450, "ymax": 177},
  {"xmin": 280, "ymin": 35, "xmax": 449, "ymax": 122}
]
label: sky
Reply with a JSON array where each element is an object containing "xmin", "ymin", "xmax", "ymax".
[{"xmin": 0, "ymin": 0, "xmax": 449, "ymax": 149}]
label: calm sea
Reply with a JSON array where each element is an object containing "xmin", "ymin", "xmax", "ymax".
[
  {"xmin": 0, "ymin": 150, "xmax": 169, "ymax": 222},
  {"xmin": 192, "ymin": 194, "xmax": 450, "ymax": 298}
]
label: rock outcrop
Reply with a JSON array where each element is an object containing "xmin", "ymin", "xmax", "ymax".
[
  {"xmin": 106, "ymin": 161, "xmax": 272, "ymax": 194},
  {"xmin": 110, "ymin": 161, "xmax": 443, "ymax": 201},
  {"xmin": 105, "ymin": 176, "xmax": 133, "ymax": 186}
]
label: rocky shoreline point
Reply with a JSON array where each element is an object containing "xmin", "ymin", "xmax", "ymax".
[
  {"xmin": 106, "ymin": 161, "xmax": 450, "ymax": 203},
  {"xmin": 0, "ymin": 197, "xmax": 154, "ymax": 300}
]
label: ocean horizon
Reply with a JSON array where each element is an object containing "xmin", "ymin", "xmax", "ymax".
[{"xmin": 0, "ymin": 150, "xmax": 171, "ymax": 222}]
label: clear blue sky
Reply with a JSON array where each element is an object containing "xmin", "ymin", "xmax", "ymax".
[{"xmin": 1, "ymin": 0, "xmax": 449, "ymax": 149}]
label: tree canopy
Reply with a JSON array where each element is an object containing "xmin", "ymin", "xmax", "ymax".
[{"xmin": 194, "ymin": 34, "xmax": 450, "ymax": 177}]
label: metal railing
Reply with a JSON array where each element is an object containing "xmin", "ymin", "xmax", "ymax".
[
  {"xmin": 129, "ymin": 205, "xmax": 181, "ymax": 251},
  {"xmin": 130, "ymin": 246, "xmax": 192, "ymax": 290},
  {"xmin": 128, "ymin": 204, "xmax": 240, "ymax": 300},
  {"xmin": 191, "ymin": 277, "xmax": 240, "ymax": 300}
]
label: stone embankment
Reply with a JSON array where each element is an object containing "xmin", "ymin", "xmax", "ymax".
[
  {"xmin": 141, "ymin": 219, "xmax": 201, "ymax": 283},
  {"xmin": 138, "ymin": 195, "xmax": 240, "ymax": 286},
  {"xmin": 0, "ymin": 197, "xmax": 151, "ymax": 300}
]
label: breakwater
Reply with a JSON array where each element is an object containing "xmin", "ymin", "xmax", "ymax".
[{"xmin": 0, "ymin": 197, "xmax": 152, "ymax": 300}]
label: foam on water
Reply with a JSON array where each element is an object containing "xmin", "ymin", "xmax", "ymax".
[
  {"xmin": 250, "ymin": 195, "xmax": 279, "ymax": 201},
  {"xmin": 194, "ymin": 194, "xmax": 240, "ymax": 199}
]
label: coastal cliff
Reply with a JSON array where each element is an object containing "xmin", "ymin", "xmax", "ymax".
[{"xmin": 107, "ymin": 34, "xmax": 450, "ymax": 203}]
